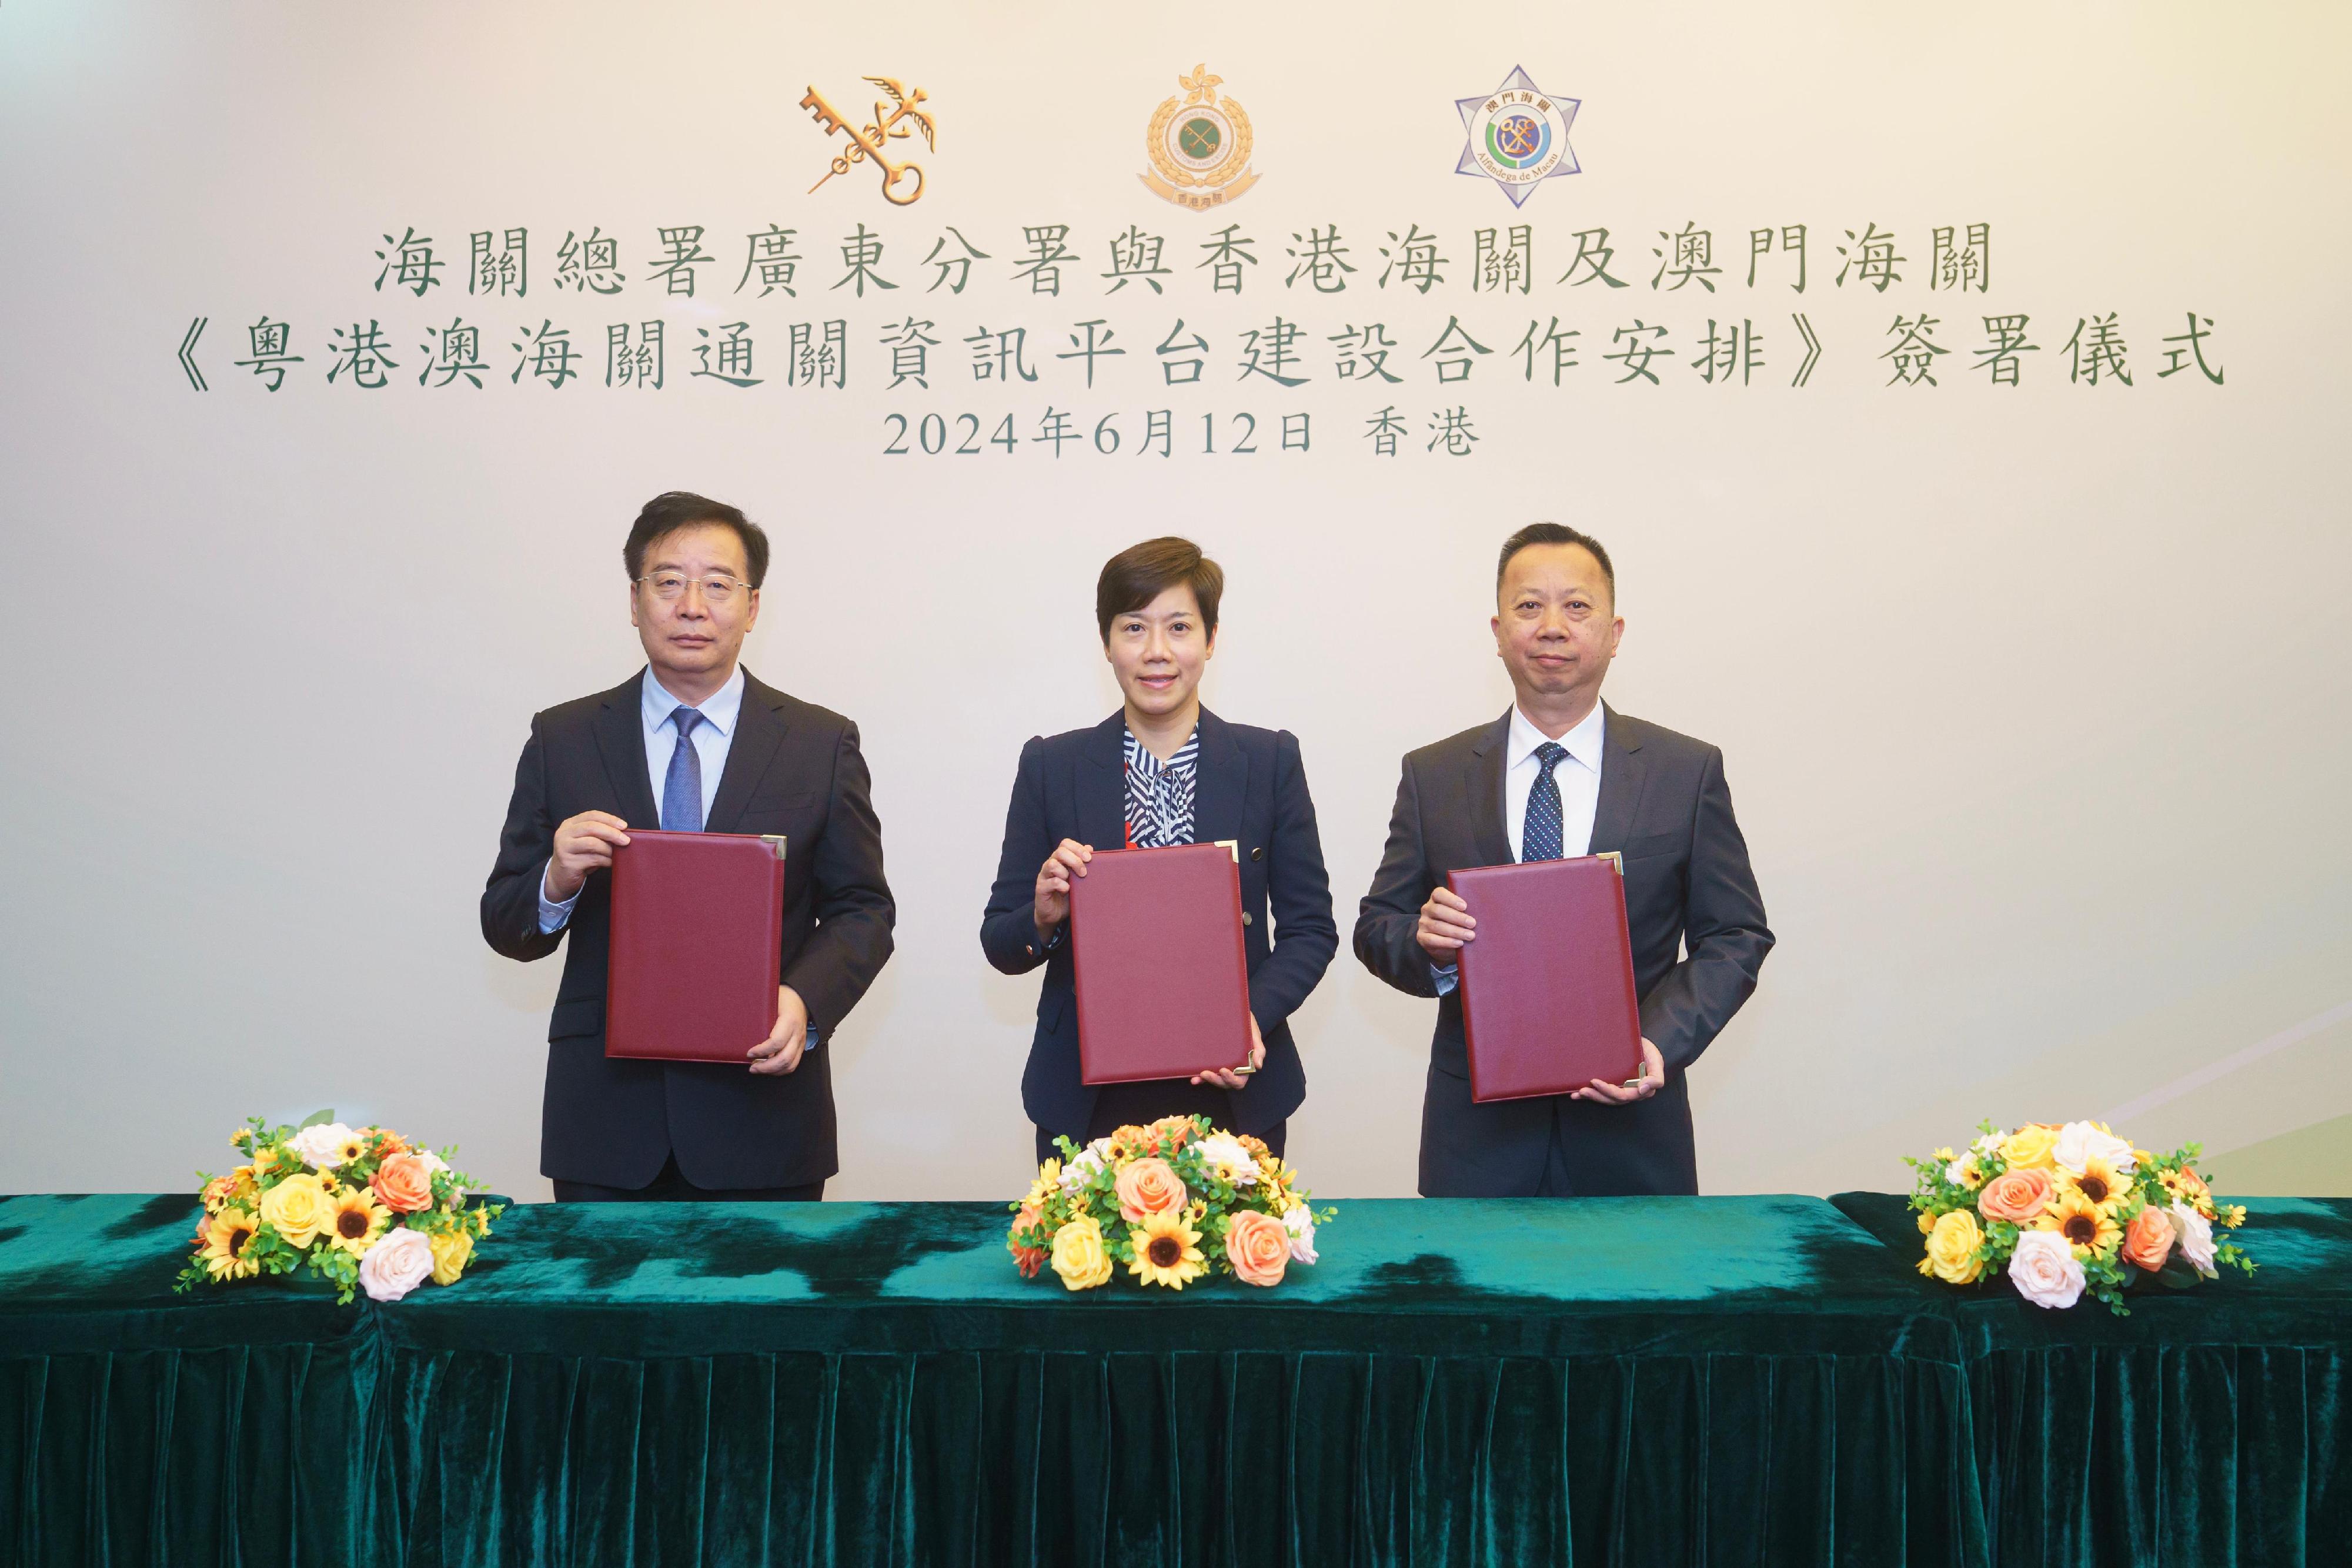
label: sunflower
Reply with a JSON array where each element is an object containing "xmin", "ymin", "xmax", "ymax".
[
  {"xmin": 325, "ymin": 1185, "xmax": 390, "ymax": 1256},
  {"xmin": 1027, "ymin": 1158, "xmax": 1063, "ymax": 1206},
  {"xmin": 1125, "ymin": 1211, "xmax": 1207, "ymax": 1289},
  {"xmin": 2039, "ymin": 1189, "xmax": 2123, "ymax": 1259},
  {"xmin": 202, "ymin": 1206, "xmax": 263, "ymax": 1279},
  {"xmin": 2059, "ymin": 1154, "xmax": 2129, "ymax": 1216},
  {"xmin": 336, "ymin": 1131, "xmax": 369, "ymax": 1166}
]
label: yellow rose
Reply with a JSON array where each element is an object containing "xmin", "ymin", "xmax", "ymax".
[
  {"xmin": 258, "ymin": 1172, "xmax": 332, "ymax": 1249},
  {"xmin": 427, "ymin": 1227, "xmax": 475, "ymax": 1285},
  {"xmin": 1925, "ymin": 1209, "xmax": 1985, "ymax": 1284},
  {"xmin": 2000, "ymin": 1125, "xmax": 2060, "ymax": 1172},
  {"xmin": 1048, "ymin": 1216, "xmax": 1114, "ymax": 1291}
]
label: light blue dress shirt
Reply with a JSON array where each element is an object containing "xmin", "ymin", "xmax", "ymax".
[{"xmin": 536, "ymin": 665, "xmax": 746, "ymax": 933}]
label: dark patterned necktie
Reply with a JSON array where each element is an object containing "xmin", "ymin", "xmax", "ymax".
[
  {"xmin": 661, "ymin": 708, "xmax": 704, "ymax": 832},
  {"xmin": 1521, "ymin": 741, "xmax": 1568, "ymax": 861}
]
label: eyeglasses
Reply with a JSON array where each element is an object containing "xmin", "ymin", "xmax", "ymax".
[{"xmin": 635, "ymin": 572, "xmax": 750, "ymax": 606}]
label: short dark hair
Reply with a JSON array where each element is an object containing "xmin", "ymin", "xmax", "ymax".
[
  {"xmin": 1096, "ymin": 536, "xmax": 1225, "ymax": 642},
  {"xmin": 1496, "ymin": 522, "xmax": 1615, "ymax": 604},
  {"xmin": 622, "ymin": 492, "xmax": 771, "ymax": 589}
]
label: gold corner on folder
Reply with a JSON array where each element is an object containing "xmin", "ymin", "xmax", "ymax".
[
  {"xmin": 761, "ymin": 834, "xmax": 789, "ymax": 861},
  {"xmin": 1598, "ymin": 850, "xmax": 1623, "ymax": 875},
  {"xmin": 1214, "ymin": 839, "xmax": 1240, "ymax": 863}
]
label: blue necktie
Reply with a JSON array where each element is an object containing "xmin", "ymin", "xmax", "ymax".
[
  {"xmin": 1521, "ymin": 741, "xmax": 1568, "ymax": 861},
  {"xmin": 662, "ymin": 708, "xmax": 705, "ymax": 832}
]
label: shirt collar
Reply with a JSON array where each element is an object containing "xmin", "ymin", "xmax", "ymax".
[
  {"xmin": 1123, "ymin": 722, "xmax": 1201, "ymax": 775},
  {"xmin": 642, "ymin": 664, "xmax": 746, "ymax": 738},
  {"xmin": 1508, "ymin": 700, "xmax": 1605, "ymax": 774}
]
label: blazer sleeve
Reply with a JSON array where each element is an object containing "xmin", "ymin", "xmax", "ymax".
[
  {"xmin": 980, "ymin": 737, "xmax": 1055, "ymax": 975},
  {"xmin": 1638, "ymin": 745, "xmax": 1773, "ymax": 1072},
  {"xmin": 1353, "ymin": 752, "xmax": 1442, "ymax": 998},
  {"xmin": 780, "ymin": 719, "xmax": 897, "ymax": 1038},
  {"xmin": 1247, "ymin": 730, "xmax": 1338, "ymax": 1031},
  {"xmin": 480, "ymin": 713, "xmax": 565, "ymax": 964}
]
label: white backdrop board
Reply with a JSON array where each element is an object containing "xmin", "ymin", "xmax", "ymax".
[{"xmin": 2, "ymin": 1, "xmax": 2347, "ymax": 1201}]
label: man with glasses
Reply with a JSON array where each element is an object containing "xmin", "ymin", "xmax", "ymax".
[{"xmin": 481, "ymin": 492, "xmax": 896, "ymax": 1201}]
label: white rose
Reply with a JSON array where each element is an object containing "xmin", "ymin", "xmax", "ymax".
[
  {"xmin": 415, "ymin": 1150, "xmax": 450, "ymax": 1176},
  {"xmin": 2052, "ymin": 1121, "xmax": 2136, "ymax": 1178},
  {"xmin": 288, "ymin": 1122, "xmax": 356, "ymax": 1171},
  {"xmin": 1060, "ymin": 1141, "xmax": 1110, "ymax": 1195},
  {"xmin": 1195, "ymin": 1134, "xmax": 1261, "ymax": 1185},
  {"xmin": 2007, "ymin": 1229, "xmax": 2087, "ymax": 1309},
  {"xmin": 1972, "ymin": 1131, "xmax": 2006, "ymax": 1158},
  {"xmin": 1281, "ymin": 1203, "xmax": 1319, "ymax": 1265},
  {"xmin": 358, "ymin": 1226, "xmax": 436, "ymax": 1302},
  {"xmin": 2169, "ymin": 1202, "xmax": 2218, "ymax": 1278}
]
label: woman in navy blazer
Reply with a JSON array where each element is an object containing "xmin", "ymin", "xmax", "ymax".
[{"xmin": 981, "ymin": 539, "xmax": 1338, "ymax": 1164}]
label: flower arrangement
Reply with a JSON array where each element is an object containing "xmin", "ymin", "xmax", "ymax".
[
  {"xmin": 175, "ymin": 1112, "xmax": 502, "ymax": 1305},
  {"xmin": 1008, "ymin": 1116, "xmax": 1332, "ymax": 1290},
  {"xmin": 1905, "ymin": 1119, "xmax": 2253, "ymax": 1314}
]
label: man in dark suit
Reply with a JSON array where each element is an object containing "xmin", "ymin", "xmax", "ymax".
[
  {"xmin": 482, "ymin": 492, "xmax": 894, "ymax": 1201},
  {"xmin": 981, "ymin": 537, "xmax": 1337, "ymax": 1163},
  {"xmin": 1355, "ymin": 523, "xmax": 1771, "ymax": 1196}
]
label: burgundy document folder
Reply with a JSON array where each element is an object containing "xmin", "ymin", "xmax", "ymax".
[
  {"xmin": 1446, "ymin": 854, "xmax": 1643, "ymax": 1102},
  {"xmin": 1070, "ymin": 842, "xmax": 1254, "ymax": 1085},
  {"xmin": 606, "ymin": 830, "xmax": 787, "ymax": 1064}
]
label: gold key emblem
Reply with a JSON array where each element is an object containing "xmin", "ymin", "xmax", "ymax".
[{"xmin": 800, "ymin": 76, "xmax": 936, "ymax": 206}]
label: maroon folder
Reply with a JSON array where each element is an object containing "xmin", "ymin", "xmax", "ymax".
[
  {"xmin": 1446, "ymin": 854, "xmax": 1643, "ymax": 1102},
  {"xmin": 606, "ymin": 829, "xmax": 787, "ymax": 1064},
  {"xmin": 1070, "ymin": 842, "xmax": 1253, "ymax": 1085}
]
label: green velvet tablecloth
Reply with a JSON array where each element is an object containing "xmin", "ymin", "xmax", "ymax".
[{"xmin": 1, "ymin": 1192, "xmax": 2344, "ymax": 1567}]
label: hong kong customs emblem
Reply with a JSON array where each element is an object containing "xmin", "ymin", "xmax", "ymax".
[
  {"xmin": 1141, "ymin": 65, "xmax": 1259, "ymax": 210},
  {"xmin": 1456, "ymin": 66, "xmax": 1579, "ymax": 206}
]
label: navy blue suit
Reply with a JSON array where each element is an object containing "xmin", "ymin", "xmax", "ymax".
[{"xmin": 981, "ymin": 709, "xmax": 1337, "ymax": 1141}]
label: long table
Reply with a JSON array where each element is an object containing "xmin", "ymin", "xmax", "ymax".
[{"xmin": 1, "ymin": 1191, "xmax": 2344, "ymax": 1567}]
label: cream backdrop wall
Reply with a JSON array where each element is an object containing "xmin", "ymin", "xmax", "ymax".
[{"xmin": 2, "ymin": 1, "xmax": 2347, "ymax": 1202}]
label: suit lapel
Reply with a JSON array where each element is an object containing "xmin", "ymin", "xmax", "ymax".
[
  {"xmin": 1190, "ymin": 708, "xmax": 1247, "ymax": 846},
  {"xmin": 704, "ymin": 670, "xmax": 789, "ymax": 835},
  {"xmin": 1586, "ymin": 703, "xmax": 1649, "ymax": 855},
  {"xmin": 1465, "ymin": 710, "xmax": 1514, "ymax": 870},
  {"xmin": 1078, "ymin": 712, "xmax": 1127, "ymax": 850},
  {"xmin": 594, "ymin": 673, "xmax": 662, "ymax": 830}
]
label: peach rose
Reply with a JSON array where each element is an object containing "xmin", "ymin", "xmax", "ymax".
[
  {"xmin": 1225, "ymin": 1210, "xmax": 1290, "ymax": 1287},
  {"xmin": 1977, "ymin": 1166, "xmax": 2056, "ymax": 1224},
  {"xmin": 2120, "ymin": 1205, "xmax": 2175, "ymax": 1272},
  {"xmin": 1007, "ymin": 1199, "xmax": 1048, "ymax": 1279},
  {"xmin": 1113, "ymin": 1157, "xmax": 1187, "ymax": 1224},
  {"xmin": 371, "ymin": 1152, "xmax": 437, "ymax": 1214}
]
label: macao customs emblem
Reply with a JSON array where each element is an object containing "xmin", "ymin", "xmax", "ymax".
[
  {"xmin": 1456, "ymin": 66, "xmax": 1579, "ymax": 206},
  {"xmin": 1141, "ymin": 65, "xmax": 1259, "ymax": 210}
]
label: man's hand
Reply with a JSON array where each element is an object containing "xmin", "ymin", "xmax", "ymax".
[
  {"xmin": 1572, "ymin": 1037, "xmax": 1667, "ymax": 1104},
  {"xmin": 1033, "ymin": 838, "xmax": 1094, "ymax": 940},
  {"xmin": 1192, "ymin": 1012, "xmax": 1267, "ymax": 1091},
  {"xmin": 1416, "ymin": 885, "xmax": 1476, "ymax": 960},
  {"xmin": 747, "ymin": 986, "xmax": 810, "ymax": 1076},
  {"xmin": 544, "ymin": 810, "xmax": 630, "ymax": 902}
]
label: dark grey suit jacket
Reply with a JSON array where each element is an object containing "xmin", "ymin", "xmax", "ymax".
[
  {"xmin": 1354, "ymin": 704, "xmax": 1772, "ymax": 1195},
  {"xmin": 481, "ymin": 669, "xmax": 896, "ymax": 1189}
]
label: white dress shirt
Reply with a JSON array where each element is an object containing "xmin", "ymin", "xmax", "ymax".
[
  {"xmin": 537, "ymin": 666, "xmax": 746, "ymax": 933},
  {"xmin": 1434, "ymin": 701, "xmax": 1608, "ymax": 993},
  {"xmin": 1502, "ymin": 699, "xmax": 1606, "ymax": 862}
]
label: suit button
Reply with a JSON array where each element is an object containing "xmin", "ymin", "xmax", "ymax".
[
  {"xmin": 1250, "ymin": 845, "xmax": 1264, "ymax": 861},
  {"xmin": 1241, "ymin": 912, "xmax": 1254, "ymax": 927}
]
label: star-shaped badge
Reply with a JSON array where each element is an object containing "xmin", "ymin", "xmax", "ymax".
[{"xmin": 1456, "ymin": 66, "xmax": 1580, "ymax": 207}]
